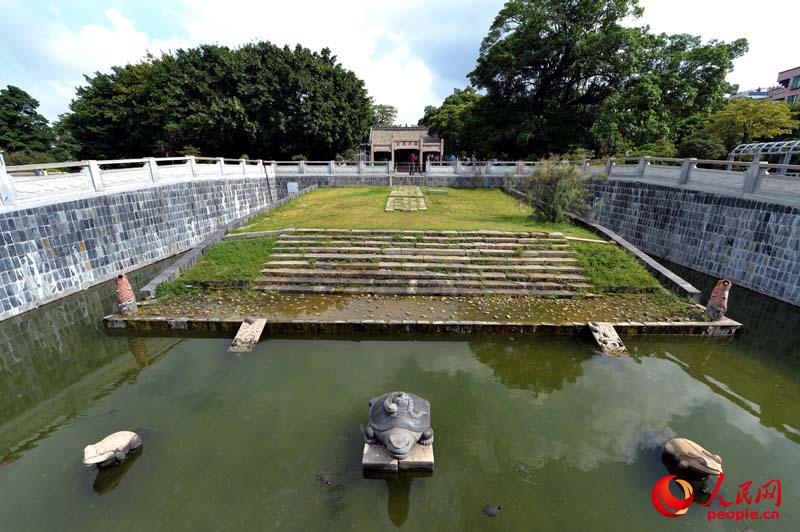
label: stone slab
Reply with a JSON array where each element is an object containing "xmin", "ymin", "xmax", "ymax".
[
  {"xmin": 362, "ymin": 443, "xmax": 433, "ymax": 473},
  {"xmin": 588, "ymin": 321, "xmax": 628, "ymax": 356},
  {"xmin": 229, "ymin": 318, "xmax": 267, "ymax": 352}
]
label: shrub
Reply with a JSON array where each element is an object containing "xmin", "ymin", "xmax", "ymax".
[
  {"xmin": 522, "ymin": 161, "xmax": 588, "ymax": 222},
  {"xmin": 677, "ymin": 132, "xmax": 728, "ymax": 160}
]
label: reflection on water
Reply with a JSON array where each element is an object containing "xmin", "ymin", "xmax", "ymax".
[
  {"xmin": 0, "ymin": 258, "xmax": 180, "ymax": 462},
  {"xmin": 92, "ymin": 447, "xmax": 143, "ymax": 495},
  {"xmin": 0, "ymin": 261, "xmax": 798, "ymax": 530}
]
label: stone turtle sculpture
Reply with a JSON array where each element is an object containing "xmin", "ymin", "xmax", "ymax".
[
  {"xmin": 363, "ymin": 391, "xmax": 433, "ymax": 460},
  {"xmin": 661, "ymin": 437, "xmax": 722, "ymax": 480},
  {"xmin": 83, "ymin": 431, "xmax": 142, "ymax": 468}
]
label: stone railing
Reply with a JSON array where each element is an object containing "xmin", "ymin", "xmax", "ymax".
[
  {"xmin": 3, "ymin": 154, "xmax": 799, "ymax": 209},
  {"xmin": 0, "ymin": 156, "xmax": 275, "ymax": 210}
]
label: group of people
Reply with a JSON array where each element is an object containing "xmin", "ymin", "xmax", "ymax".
[{"xmin": 406, "ymin": 153, "xmax": 487, "ymax": 174}]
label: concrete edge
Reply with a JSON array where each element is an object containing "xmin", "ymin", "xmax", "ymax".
[
  {"xmin": 504, "ymin": 187, "xmax": 702, "ymax": 302},
  {"xmin": 104, "ymin": 316, "xmax": 741, "ymax": 338},
  {"xmin": 137, "ymin": 185, "xmax": 317, "ymax": 299}
]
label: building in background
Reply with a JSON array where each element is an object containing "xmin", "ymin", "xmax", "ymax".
[
  {"xmin": 731, "ymin": 88, "xmax": 770, "ymax": 100},
  {"xmin": 367, "ymin": 127, "xmax": 444, "ymax": 168},
  {"xmin": 769, "ymin": 66, "xmax": 800, "ymax": 104}
]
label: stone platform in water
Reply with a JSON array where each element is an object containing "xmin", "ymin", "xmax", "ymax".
[{"xmin": 362, "ymin": 443, "xmax": 434, "ymax": 474}]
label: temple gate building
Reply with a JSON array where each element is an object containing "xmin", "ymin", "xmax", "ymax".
[{"xmin": 367, "ymin": 127, "xmax": 444, "ymax": 170}]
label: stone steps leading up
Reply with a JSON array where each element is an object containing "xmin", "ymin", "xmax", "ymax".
[
  {"xmin": 270, "ymin": 249, "xmax": 576, "ymax": 264},
  {"xmin": 259, "ymin": 268, "xmax": 589, "ymax": 282},
  {"xmin": 255, "ymin": 285, "xmax": 587, "ymax": 297},
  {"xmin": 254, "ymin": 276, "xmax": 590, "ymax": 291},
  {"xmin": 274, "ymin": 240, "xmax": 570, "ymax": 249},
  {"xmin": 254, "ymin": 229, "xmax": 592, "ymax": 298}
]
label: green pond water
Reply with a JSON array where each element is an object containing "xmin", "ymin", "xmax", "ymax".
[{"xmin": 1, "ymin": 262, "xmax": 799, "ymax": 531}]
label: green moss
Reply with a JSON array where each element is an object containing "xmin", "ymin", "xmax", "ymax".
[{"xmin": 572, "ymin": 242, "xmax": 662, "ymax": 291}]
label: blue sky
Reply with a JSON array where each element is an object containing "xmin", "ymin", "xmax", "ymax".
[{"xmin": 1, "ymin": 0, "xmax": 797, "ymax": 124}]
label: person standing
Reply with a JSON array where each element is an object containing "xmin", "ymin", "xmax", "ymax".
[{"xmin": 409, "ymin": 152, "xmax": 418, "ymax": 175}]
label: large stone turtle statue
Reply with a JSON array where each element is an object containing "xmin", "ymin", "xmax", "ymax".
[
  {"xmin": 83, "ymin": 431, "xmax": 142, "ymax": 468},
  {"xmin": 363, "ymin": 391, "xmax": 433, "ymax": 460}
]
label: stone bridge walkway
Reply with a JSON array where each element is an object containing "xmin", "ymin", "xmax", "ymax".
[{"xmin": 254, "ymin": 229, "xmax": 592, "ymax": 297}]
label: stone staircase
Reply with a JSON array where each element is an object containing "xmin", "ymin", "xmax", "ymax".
[{"xmin": 252, "ymin": 229, "xmax": 593, "ymax": 297}]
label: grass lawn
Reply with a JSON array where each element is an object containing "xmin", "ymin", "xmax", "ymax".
[
  {"xmin": 155, "ymin": 237, "xmax": 276, "ymax": 297},
  {"xmin": 572, "ymin": 242, "xmax": 662, "ymax": 292},
  {"xmin": 232, "ymin": 187, "xmax": 598, "ymax": 238}
]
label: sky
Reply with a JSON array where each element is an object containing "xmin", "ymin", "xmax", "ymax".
[{"xmin": 1, "ymin": 0, "xmax": 797, "ymax": 125}]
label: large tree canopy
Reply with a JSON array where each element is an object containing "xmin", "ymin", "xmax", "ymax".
[
  {"xmin": 0, "ymin": 85, "xmax": 53, "ymax": 156},
  {"xmin": 419, "ymin": 87, "xmax": 483, "ymax": 155},
  {"xmin": 708, "ymin": 99, "xmax": 799, "ymax": 148},
  {"xmin": 62, "ymin": 43, "xmax": 373, "ymax": 160},
  {"xmin": 423, "ymin": 0, "xmax": 749, "ymax": 158}
]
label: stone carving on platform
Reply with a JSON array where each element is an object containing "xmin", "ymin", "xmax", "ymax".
[
  {"xmin": 363, "ymin": 391, "xmax": 433, "ymax": 460},
  {"xmin": 83, "ymin": 431, "xmax": 143, "ymax": 468},
  {"xmin": 114, "ymin": 274, "xmax": 138, "ymax": 315},
  {"xmin": 705, "ymin": 279, "xmax": 732, "ymax": 322},
  {"xmin": 661, "ymin": 437, "xmax": 723, "ymax": 479}
]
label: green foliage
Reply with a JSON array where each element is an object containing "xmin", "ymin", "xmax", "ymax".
[
  {"xmin": 423, "ymin": 0, "xmax": 747, "ymax": 158},
  {"xmin": 179, "ymin": 237, "xmax": 277, "ymax": 282},
  {"xmin": 155, "ymin": 280, "xmax": 198, "ymax": 298},
  {"xmin": 419, "ymin": 87, "xmax": 483, "ymax": 155},
  {"xmin": 708, "ymin": 99, "xmax": 799, "ymax": 148},
  {"xmin": 523, "ymin": 162, "xmax": 588, "ymax": 223},
  {"xmin": 0, "ymin": 85, "xmax": 55, "ymax": 159},
  {"xmin": 371, "ymin": 104, "xmax": 398, "ymax": 127},
  {"xmin": 627, "ymin": 139, "xmax": 677, "ymax": 158},
  {"xmin": 572, "ymin": 242, "xmax": 662, "ymax": 291},
  {"xmin": 62, "ymin": 44, "xmax": 372, "ymax": 160},
  {"xmin": 678, "ymin": 131, "xmax": 728, "ymax": 160}
]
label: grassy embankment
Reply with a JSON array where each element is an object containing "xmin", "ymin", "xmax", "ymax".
[
  {"xmin": 156, "ymin": 187, "xmax": 690, "ymax": 309},
  {"xmin": 231, "ymin": 187, "xmax": 598, "ymax": 237}
]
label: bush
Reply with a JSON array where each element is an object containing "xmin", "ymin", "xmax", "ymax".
[
  {"xmin": 523, "ymin": 162, "xmax": 588, "ymax": 222},
  {"xmin": 677, "ymin": 132, "xmax": 728, "ymax": 160}
]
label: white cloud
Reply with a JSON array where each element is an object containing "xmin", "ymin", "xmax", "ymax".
[{"xmin": 638, "ymin": 0, "xmax": 798, "ymax": 90}]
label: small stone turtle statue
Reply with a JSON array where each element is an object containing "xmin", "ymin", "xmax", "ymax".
[
  {"xmin": 363, "ymin": 391, "xmax": 433, "ymax": 460},
  {"xmin": 83, "ymin": 431, "xmax": 142, "ymax": 468},
  {"xmin": 661, "ymin": 437, "xmax": 722, "ymax": 480}
]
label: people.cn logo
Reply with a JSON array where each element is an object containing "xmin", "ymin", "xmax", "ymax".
[{"xmin": 651, "ymin": 475, "xmax": 695, "ymax": 518}]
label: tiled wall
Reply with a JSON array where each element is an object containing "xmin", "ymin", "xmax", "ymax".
[
  {"xmin": 0, "ymin": 176, "xmax": 276, "ymax": 321},
  {"xmin": 587, "ymin": 180, "xmax": 800, "ymax": 306}
]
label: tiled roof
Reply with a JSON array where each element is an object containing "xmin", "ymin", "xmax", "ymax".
[{"xmin": 370, "ymin": 127, "xmax": 440, "ymax": 145}]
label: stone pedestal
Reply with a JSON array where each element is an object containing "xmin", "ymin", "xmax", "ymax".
[{"xmin": 362, "ymin": 443, "xmax": 434, "ymax": 475}]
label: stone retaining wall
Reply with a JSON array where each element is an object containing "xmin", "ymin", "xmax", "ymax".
[
  {"xmin": 274, "ymin": 174, "xmax": 504, "ymax": 192},
  {"xmin": 0, "ymin": 176, "xmax": 279, "ymax": 321},
  {"xmin": 587, "ymin": 180, "xmax": 800, "ymax": 306}
]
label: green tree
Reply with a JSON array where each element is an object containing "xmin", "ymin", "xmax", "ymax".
[
  {"xmin": 708, "ymin": 99, "xmax": 800, "ymax": 148},
  {"xmin": 62, "ymin": 43, "xmax": 373, "ymax": 160},
  {"xmin": 419, "ymin": 87, "xmax": 483, "ymax": 155},
  {"xmin": 677, "ymin": 131, "xmax": 728, "ymax": 160},
  {"xmin": 0, "ymin": 85, "xmax": 54, "ymax": 158},
  {"xmin": 371, "ymin": 104, "xmax": 397, "ymax": 127},
  {"xmin": 469, "ymin": 0, "xmax": 644, "ymax": 156}
]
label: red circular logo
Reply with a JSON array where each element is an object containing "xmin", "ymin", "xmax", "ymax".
[{"xmin": 651, "ymin": 475, "xmax": 694, "ymax": 518}]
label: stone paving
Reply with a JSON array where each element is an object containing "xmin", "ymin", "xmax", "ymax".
[
  {"xmin": 253, "ymin": 229, "xmax": 592, "ymax": 297},
  {"xmin": 385, "ymin": 186, "xmax": 427, "ymax": 212}
]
